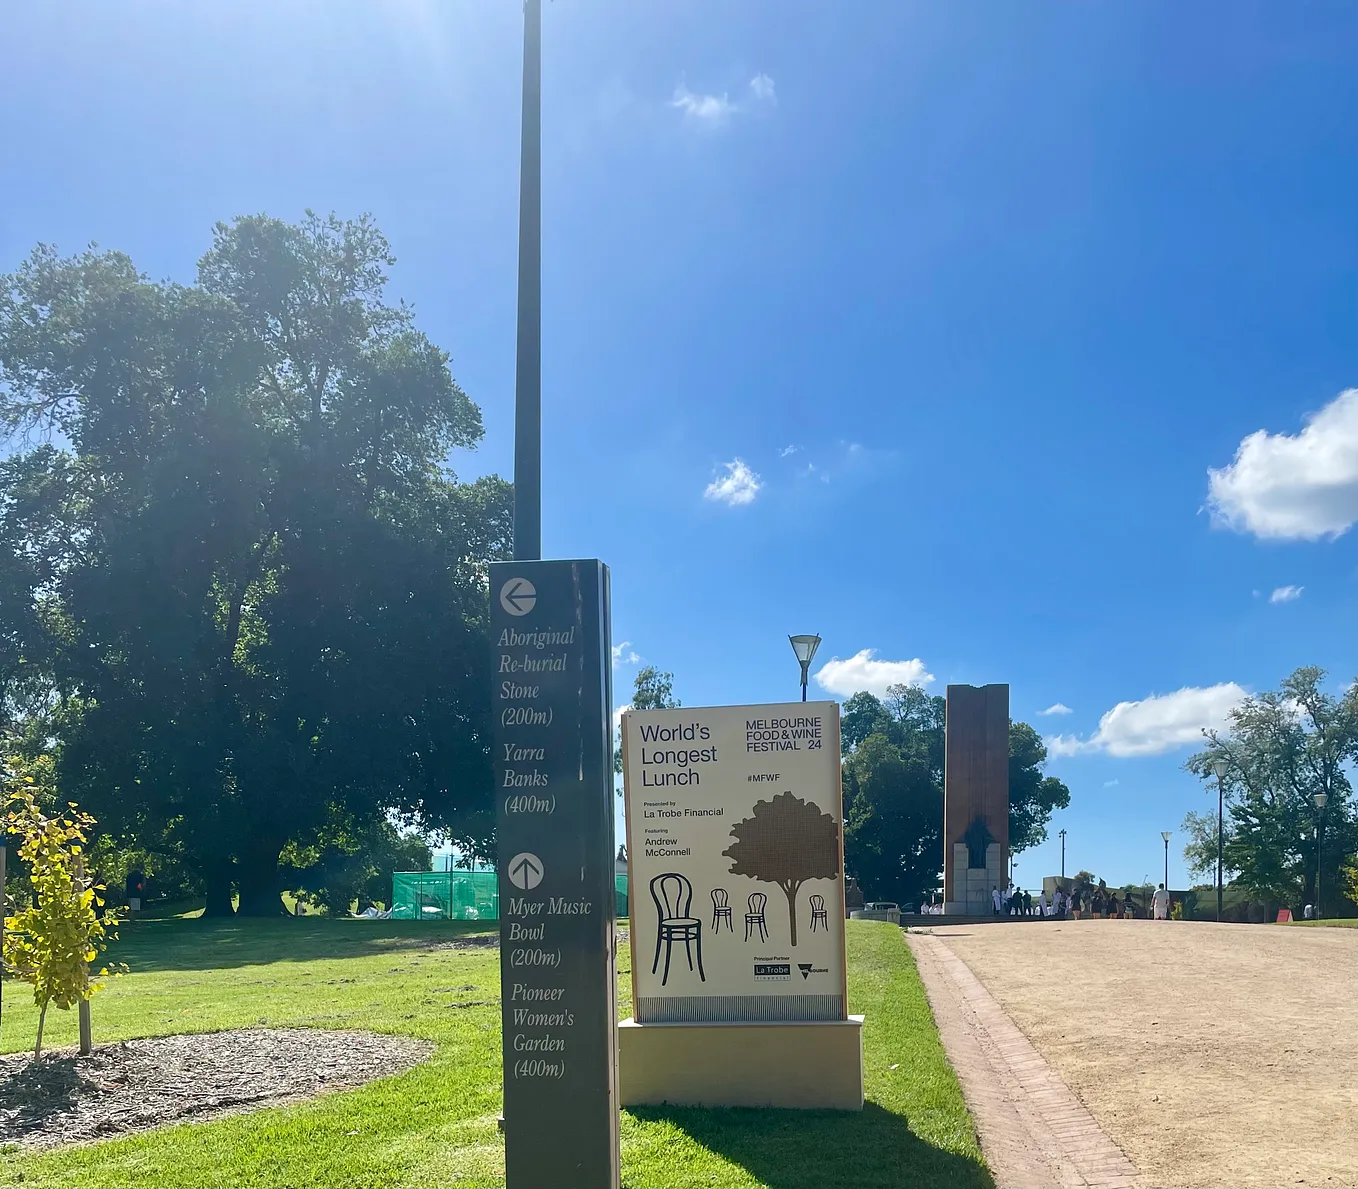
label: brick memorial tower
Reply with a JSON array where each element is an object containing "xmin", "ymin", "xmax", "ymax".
[{"xmin": 942, "ymin": 684, "xmax": 1010, "ymax": 915}]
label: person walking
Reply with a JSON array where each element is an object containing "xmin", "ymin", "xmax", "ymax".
[
  {"xmin": 1021, "ymin": 888, "xmax": 1032, "ymax": 916},
  {"xmin": 1152, "ymin": 882, "xmax": 1170, "ymax": 921},
  {"xmin": 992, "ymin": 885, "xmax": 1002, "ymax": 916},
  {"xmin": 1038, "ymin": 888, "xmax": 1049, "ymax": 917}
]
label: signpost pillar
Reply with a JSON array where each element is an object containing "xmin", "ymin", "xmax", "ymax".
[{"xmin": 490, "ymin": 559, "xmax": 618, "ymax": 1189}]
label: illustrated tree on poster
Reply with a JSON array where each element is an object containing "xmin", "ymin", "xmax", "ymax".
[{"xmin": 723, "ymin": 791, "xmax": 840, "ymax": 947}]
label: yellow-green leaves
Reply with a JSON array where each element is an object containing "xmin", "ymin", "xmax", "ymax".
[{"xmin": 2, "ymin": 765, "xmax": 125, "ymax": 1060}]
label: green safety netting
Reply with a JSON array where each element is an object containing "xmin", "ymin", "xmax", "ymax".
[{"xmin": 390, "ymin": 870, "xmax": 629, "ymax": 920}]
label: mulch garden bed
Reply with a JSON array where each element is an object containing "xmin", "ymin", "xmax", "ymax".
[{"xmin": 0, "ymin": 1028, "xmax": 433, "ymax": 1150}]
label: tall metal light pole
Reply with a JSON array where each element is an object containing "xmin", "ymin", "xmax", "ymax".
[
  {"xmin": 1058, "ymin": 828, "xmax": 1066, "ymax": 878},
  {"xmin": 1161, "ymin": 831, "xmax": 1171, "ymax": 893},
  {"xmin": 788, "ymin": 635, "xmax": 821, "ymax": 702},
  {"xmin": 1313, "ymin": 791, "xmax": 1329, "ymax": 921},
  {"xmin": 512, "ymin": 0, "xmax": 542, "ymax": 562},
  {"xmin": 1211, "ymin": 758, "xmax": 1229, "ymax": 922}
]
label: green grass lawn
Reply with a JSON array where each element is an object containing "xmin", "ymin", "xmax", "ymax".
[
  {"xmin": 0, "ymin": 919, "xmax": 988, "ymax": 1189},
  {"xmin": 1288, "ymin": 917, "xmax": 1358, "ymax": 927}
]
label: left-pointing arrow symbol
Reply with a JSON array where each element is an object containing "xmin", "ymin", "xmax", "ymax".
[{"xmin": 500, "ymin": 577, "xmax": 537, "ymax": 617}]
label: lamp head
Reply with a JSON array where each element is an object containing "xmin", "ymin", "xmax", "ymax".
[
  {"xmin": 1211, "ymin": 758, "xmax": 1229, "ymax": 785},
  {"xmin": 788, "ymin": 634, "xmax": 822, "ymax": 667},
  {"xmin": 1314, "ymin": 791, "xmax": 1329, "ymax": 810},
  {"xmin": 1161, "ymin": 831, "xmax": 1172, "ymax": 842}
]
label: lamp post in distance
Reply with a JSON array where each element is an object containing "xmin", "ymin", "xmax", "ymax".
[
  {"xmin": 1211, "ymin": 757, "xmax": 1229, "ymax": 922},
  {"xmin": 1160, "ymin": 831, "xmax": 1171, "ymax": 895},
  {"xmin": 788, "ymin": 635, "xmax": 821, "ymax": 703},
  {"xmin": 1058, "ymin": 828, "xmax": 1066, "ymax": 879},
  {"xmin": 1313, "ymin": 791, "xmax": 1328, "ymax": 921}
]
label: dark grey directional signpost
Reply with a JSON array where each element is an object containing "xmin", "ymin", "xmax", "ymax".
[
  {"xmin": 491, "ymin": 559, "xmax": 619, "ymax": 1189},
  {"xmin": 498, "ymin": 0, "xmax": 618, "ymax": 1180}
]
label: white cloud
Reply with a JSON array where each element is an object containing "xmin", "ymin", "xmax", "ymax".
[
  {"xmin": 671, "ymin": 83, "xmax": 734, "ymax": 123},
  {"xmin": 1038, "ymin": 702, "xmax": 1073, "ymax": 716},
  {"xmin": 1103, "ymin": 779, "xmax": 1120, "ymax": 788},
  {"xmin": 1207, "ymin": 388, "xmax": 1358, "ymax": 541},
  {"xmin": 1269, "ymin": 584, "xmax": 1304, "ymax": 604},
  {"xmin": 671, "ymin": 73, "xmax": 775, "ymax": 125},
  {"xmin": 703, "ymin": 459, "xmax": 762, "ymax": 506},
  {"xmin": 612, "ymin": 641, "xmax": 641, "ymax": 666},
  {"xmin": 814, "ymin": 650, "xmax": 935, "ymax": 698},
  {"xmin": 778, "ymin": 445, "xmax": 800, "ymax": 458},
  {"xmin": 1046, "ymin": 683, "xmax": 1246, "ymax": 758},
  {"xmin": 613, "ymin": 705, "xmax": 628, "ymax": 732}
]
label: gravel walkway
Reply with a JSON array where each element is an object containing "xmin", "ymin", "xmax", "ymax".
[
  {"xmin": 921, "ymin": 919, "xmax": 1358, "ymax": 1189},
  {"xmin": 908, "ymin": 929, "xmax": 1136, "ymax": 1189}
]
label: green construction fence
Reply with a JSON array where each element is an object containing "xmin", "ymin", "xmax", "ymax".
[{"xmin": 391, "ymin": 870, "xmax": 629, "ymax": 921}]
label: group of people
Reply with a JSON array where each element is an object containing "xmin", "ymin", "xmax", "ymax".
[{"xmin": 992, "ymin": 882, "xmax": 1174, "ymax": 920}]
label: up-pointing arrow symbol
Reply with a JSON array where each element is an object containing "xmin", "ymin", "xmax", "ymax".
[{"xmin": 508, "ymin": 851, "xmax": 544, "ymax": 890}]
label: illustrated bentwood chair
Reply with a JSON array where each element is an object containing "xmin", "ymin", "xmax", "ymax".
[
  {"xmin": 809, "ymin": 893, "xmax": 829, "ymax": 932},
  {"xmin": 650, "ymin": 872, "xmax": 705, "ymax": 986},
  {"xmin": 711, "ymin": 888, "xmax": 733, "ymax": 933},
  {"xmin": 745, "ymin": 892, "xmax": 768, "ymax": 943}
]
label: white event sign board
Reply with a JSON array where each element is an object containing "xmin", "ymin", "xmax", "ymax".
[{"xmin": 622, "ymin": 702, "xmax": 846, "ymax": 1024}]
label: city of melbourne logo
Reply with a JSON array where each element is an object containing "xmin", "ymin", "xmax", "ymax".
[
  {"xmin": 798, "ymin": 963, "xmax": 829, "ymax": 980},
  {"xmin": 753, "ymin": 962, "xmax": 791, "ymax": 981}
]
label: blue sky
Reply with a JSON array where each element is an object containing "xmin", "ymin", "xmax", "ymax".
[{"xmin": 3, "ymin": 2, "xmax": 1357, "ymax": 890}]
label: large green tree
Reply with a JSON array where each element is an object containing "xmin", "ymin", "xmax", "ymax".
[
  {"xmin": 1182, "ymin": 666, "xmax": 1357, "ymax": 914},
  {"xmin": 0, "ymin": 213, "xmax": 511, "ymax": 915},
  {"xmin": 841, "ymin": 686, "xmax": 946, "ymax": 906},
  {"xmin": 630, "ymin": 666, "xmax": 679, "ymax": 712},
  {"xmin": 615, "ymin": 665, "xmax": 680, "ymax": 777},
  {"xmin": 840, "ymin": 685, "xmax": 1070, "ymax": 904}
]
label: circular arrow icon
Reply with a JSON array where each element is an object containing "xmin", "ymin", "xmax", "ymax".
[
  {"xmin": 507, "ymin": 852, "xmax": 544, "ymax": 890},
  {"xmin": 499, "ymin": 577, "xmax": 537, "ymax": 617}
]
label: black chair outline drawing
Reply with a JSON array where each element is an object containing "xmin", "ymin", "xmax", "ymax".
[
  {"xmin": 809, "ymin": 893, "xmax": 829, "ymax": 932},
  {"xmin": 745, "ymin": 891, "xmax": 768, "ymax": 943},
  {"xmin": 650, "ymin": 872, "xmax": 705, "ymax": 986},
  {"xmin": 711, "ymin": 887, "xmax": 733, "ymax": 933}
]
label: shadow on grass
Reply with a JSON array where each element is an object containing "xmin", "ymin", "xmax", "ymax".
[
  {"xmin": 627, "ymin": 1101, "xmax": 993, "ymax": 1189},
  {"xmin": 105, "ymin": 917, "xmax": 497, "ymax": 972}
]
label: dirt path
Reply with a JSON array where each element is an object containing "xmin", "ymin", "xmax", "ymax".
[
  {"xmin": 908, "ymin": 930, "xmax": 1136, "ymax": 1189},
  {"xmin": 922, "ymin": 920, "xmax": 1358, "ymax": 1189}
]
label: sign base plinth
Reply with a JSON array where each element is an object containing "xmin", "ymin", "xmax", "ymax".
[{"xmin": 618, "ymin": 1016, "xmax": 864, "ymax": 1111}]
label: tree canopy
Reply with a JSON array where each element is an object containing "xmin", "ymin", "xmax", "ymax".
[
  {"xmin": 616, "ymin": 665, "xmax": 680, "ymax": 777},
  {"xmin": 630, "ymin": 666, "xmax": 680, "ymax": 712},
  {"xmin": 1182, "ymin": 666, "xmax": 1357, "ymax": 915},
  {"xmin": 840, "ymin": 685, "xmax": 1069, "ymax": 905},
  {"xmin": 0, "ymin": 212, "xmax": 511, "ymax": 915}
]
